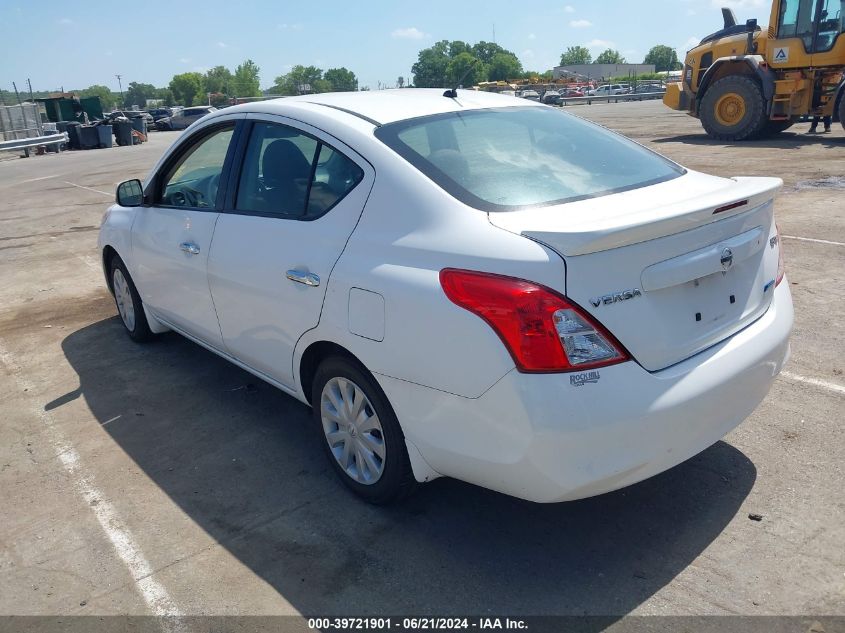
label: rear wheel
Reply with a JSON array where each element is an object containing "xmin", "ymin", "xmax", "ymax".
[
  {"xmin": 700, "ymin": 75, "xmax": 767, "ymax": 141},
  {"xmin": 311, "ymin": 356, "xmax": 416, "ymax": 504}
]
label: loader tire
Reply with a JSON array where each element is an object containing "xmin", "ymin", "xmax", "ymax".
[{"xmin": 700, "ymin": 75, "xmax": 767, "ymax": 141}]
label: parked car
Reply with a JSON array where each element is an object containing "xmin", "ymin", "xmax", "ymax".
[
  {"xmin": 147, "ymin": 107, "xmax": 175, "ymax": 122},
  {"xmin": 541, "ymin": 90, "xmax": 561, "ymax": 105},
  {"xmin": 632, "ymin": 83, "xmax": 667, "ymax": 99},
  {"xmin": 519, "ymin": 90, "xmax": 540, "ymax": 101},
  {"xmin": 586, "ymin": 84, "xmax": 628, "ymax": 96},
  {"xmin": 560, "ymin": 88, "xmax": 585, "ymax": 98},
  {"xmin": 100, "ymin": 90, "xmax": 792, "ymax": 504},
  {"xmin": 156, "ymin": 106, "xmax": 217, "ymax": 130}
]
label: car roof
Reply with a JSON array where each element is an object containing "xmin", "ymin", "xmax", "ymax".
[{"xmin": 218, "ymin": 88, "xmax": 543, "ymax": 126}]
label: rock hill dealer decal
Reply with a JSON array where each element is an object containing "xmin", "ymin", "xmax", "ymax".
[{"xmin": 570, "ymin": 370, "xmax": 601, "ymax": 386}]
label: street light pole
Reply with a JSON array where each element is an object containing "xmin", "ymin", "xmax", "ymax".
[{"xmin": 115, "ymin": 74, "xmax": 124, "ymax": 107}]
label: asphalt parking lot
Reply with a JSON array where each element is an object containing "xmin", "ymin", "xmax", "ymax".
[{"xmin": 1, "ymin": 101, "xmax": 843, "ymax": 623}]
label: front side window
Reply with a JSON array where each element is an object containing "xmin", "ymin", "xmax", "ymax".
[
  {"xmin": 235, "ymin": 121, "xmax": 363, "ymax": 219},
  {"xmin": 375, "ymin": 106, "xmax": 683, "ymax": 211},
  {"xmin": 814, "ymin": 0, "xmax": 844, "ymax": 51},
  {"xmin": 778, "ymin": 0, "xmax": 819, "ymax": 49},
  {"xmin": 159, "ymin": 125, "xmax": 234, "ymax": 208}
]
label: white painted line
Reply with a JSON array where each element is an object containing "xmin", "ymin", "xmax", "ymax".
[
  {"xmin": 64, "ymin": 181, "xmax": 112, "ymax": 197},
  {"xmin": 20, "ymin": 174, "xmax": 61, "ymax": 184},
  {"xmin": 0, "ymin": 343, "xmax": 183, "ymax": 629},
  {"xmin": 780, "ymin": 371, "xmax": 845, "ymax": 396},
  {"xmin": 782, "ymin": 235, "xmax": 845, "ymax": 247}
]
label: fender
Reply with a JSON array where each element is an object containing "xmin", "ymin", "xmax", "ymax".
[{"xmin": 697, "ymin": 55, "xmax": 776, "ymax": 109}]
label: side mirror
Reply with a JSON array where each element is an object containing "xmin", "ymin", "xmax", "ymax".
[{"xmin": 116, "ymin": 179, "xmax": 144, "ymax": 207}]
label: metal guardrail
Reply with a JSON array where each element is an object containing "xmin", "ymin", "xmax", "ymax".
[
  {"xmin": 0, "ymin": 132, "xmax": 68, "ymax": 153},
  {"xmin": 552, "ymin": 92, "xmax": 666, "ymax": 106}
]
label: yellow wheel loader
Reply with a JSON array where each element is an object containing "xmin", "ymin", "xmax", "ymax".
[{"xmin": 664, "ymin": 1, "xmax": 845, "ymax": 139}]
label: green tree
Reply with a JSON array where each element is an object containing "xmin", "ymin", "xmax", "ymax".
[
  {"xmin": 230, "ymin": 59, "xmax": 261, "ymax": 97},
  {"xmin": 487, "ymin": 52, "xmax": 523, "ymax": 81},
  {"xmin": 448, "ymin": 40, "xmax": 472, "ymax": 57},
  {"xmin": 559, "ymin": 46, "xmax": 593, "ymax": 65},
  {"xmin": 595, "ymin": 49, "xmax": 626, "ymax": 64},
  {"xmin": 644, "ymin": 45, "xmax": 682, "ymax": 72},
  {"xmin": 271, "ymin": 65, "xmax": 325, "ymax": 95},
  {"xmin": 523, "ymin": 69, "xmax": 553, "ymax": 81},
  {"xmin": 168, "ymin": 72, "xmax": 204, "ymax": 106},
  {"xmin": 412, "ymin": 40, "xmax": 452, "ymax": 87},
  {"xmin": 447, "ymin": 52, "xmax": 486, "ymax": 87},
  {"xmin": 155, "ymin": 87, "xmax": 174, "ymax": 106},
  {"xmin": 124, "ymin": 82, "xmax": 157, "ymax": 108},
  {"xmin": 204, "ymin": 65, "xmax": 233, "ymax": 95},
  {"xmin": 324, "ymin": 67, "xmax": 358, "ymax": 92},
  {"xmin": 397, "ymin": 76, "xmax": 405, "ymax": 88},
  {"xmin": 471, "ymin": 41, "xmax": 511, "ymax": 64},
  {"xmin": 78, "ymin": 85, "xmax": 117, "ymax": 110}
]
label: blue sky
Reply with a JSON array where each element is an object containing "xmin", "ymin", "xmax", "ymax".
[{"xmin": 2, "ymin": 0, "xmax": 771, "ymax": 92}]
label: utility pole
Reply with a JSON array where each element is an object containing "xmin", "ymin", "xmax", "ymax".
[
  {"xmin": 115, "ymin": 74, "xmax": 124, "ymax": 107},
  {"xmin": 27, "ymin": 78, "xmax": 34, "ymax": 101}
]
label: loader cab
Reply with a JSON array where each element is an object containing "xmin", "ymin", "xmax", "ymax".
[{"xmin": 770, "ymin": 0, "xmax": 845, "ymax": 64}]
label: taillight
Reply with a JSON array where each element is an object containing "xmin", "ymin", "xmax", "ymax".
[
  {"xmin": 439, "ymin": 269, "xmax": 629, "ymax": 373},
  {"xmin": 776, "ymin": 224, "xmax": 785, "ymax": 286}
]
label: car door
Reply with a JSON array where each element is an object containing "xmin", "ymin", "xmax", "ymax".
[
  {"xmin": 132, "ymin": 117, "xmax": 242, "ymax": 349},
  {"xmin": 207, "ymin": 115, "xmax": 374, "ymax": 389}
]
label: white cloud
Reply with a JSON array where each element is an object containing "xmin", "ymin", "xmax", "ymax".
[
  {"xmin": 58, "ymin": 17, "xmax": 73, "ymax": 24},
  {"xmin": 570, "ymin": 19, "xmax": 592, "ymax": 28},
  {"xmin": 217, "ymin": 41, "xmax": 227, "ymax": 48},
  {"xmin": 584, "ymin": 38, "xmax": 615, "ymax": 49},
  {"xmin": 528, "ymin": 33, "xmax": 536, "ymax": 40},
  {"xmin": 564, "ymin": 5, "xmax": 576, "ymax": 12},
  {"xmin": 683, "ymin": 36, "xmax": 700, "ymax": 49},
  {"xmin": 391, "ymin": 27, "xmax": 427, "ymax": 40},
  {"xmin": 278, "ymin": 23, "xmax": 303, "ymax": 30},
  {"xmin": 521, "ymin": 49, "xmax": 536, "ymax": 60}
]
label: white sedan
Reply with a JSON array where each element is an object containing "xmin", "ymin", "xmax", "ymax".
[{"xmin": 99, "ymin": 89, "xmax": 792, "ymax": 504}]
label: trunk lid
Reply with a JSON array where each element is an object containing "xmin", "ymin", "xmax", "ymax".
[{"xmin": 489, "ymin": 172, "xmax": 782, "ymax": 371}]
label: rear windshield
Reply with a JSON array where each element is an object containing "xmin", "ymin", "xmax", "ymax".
[{"xmin": 375, "ymin": 106, "xmax": 684, "ymax": 211}]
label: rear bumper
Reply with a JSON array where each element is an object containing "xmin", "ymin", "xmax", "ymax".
[{"xmin": 379, "ymin": 281, "xmax": 793, "ymax": 502}]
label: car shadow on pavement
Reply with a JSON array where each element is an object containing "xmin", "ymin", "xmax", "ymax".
[
  {"xmin": 54, "ymin": 317, "xmax": 758, "ymax": 619},
  {"xmin": 652, "ymin": 131, "xmax": 845, "ymax": 149}
]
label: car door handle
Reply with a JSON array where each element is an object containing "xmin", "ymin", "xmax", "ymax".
[
  {"xmin": 179, "ymin": 241, "xmax": 200, "ymax": 255},
  {"xmin": 286, "ymin": 270, "xmax": 320, "ymax": 287}
]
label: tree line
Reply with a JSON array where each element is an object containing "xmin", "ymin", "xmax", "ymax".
[
  {"xmin": 410, "ymin": 41, "xmax": 683, "ymax": 88},
  {"xmin": 558, "ymin": 44, "xmax": 681, "ymax": 71},
  {"xmin": 1, "ymin": 59, "xmax": 362, "ymax": 112}
]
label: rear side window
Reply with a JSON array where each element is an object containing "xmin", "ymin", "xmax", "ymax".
[
  {"xmin": 235, "ymin": 121, "xmax": 363, "ymax": 219},
  {"xmin": 376, "ymin": 106, "xmax": 683, "ymax": 211}
]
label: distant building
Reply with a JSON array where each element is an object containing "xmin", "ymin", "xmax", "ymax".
[{"xmin": 553, "ymin": 63, "xmax": 656, "ymax": 81}]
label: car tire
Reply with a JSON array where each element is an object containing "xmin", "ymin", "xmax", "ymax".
[
  {"xmin": 109, "ymin": 256, "xmax": 153, "ymax": 343},
  {"xmin": 700, "ymin": 75, "xmax": 767, "ymax": 141},
  {"xmin": 311, "ymin": 356, "xmax": 416, "ymax": 504}
]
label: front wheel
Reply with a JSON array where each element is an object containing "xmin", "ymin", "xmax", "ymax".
[
  {"xmin": 312, "ymin": 357, "xmax": 416, "ymax": 504},
  {"xmin": 700, "ymin": 75, "xmax": 767, "ymax": 141}
]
